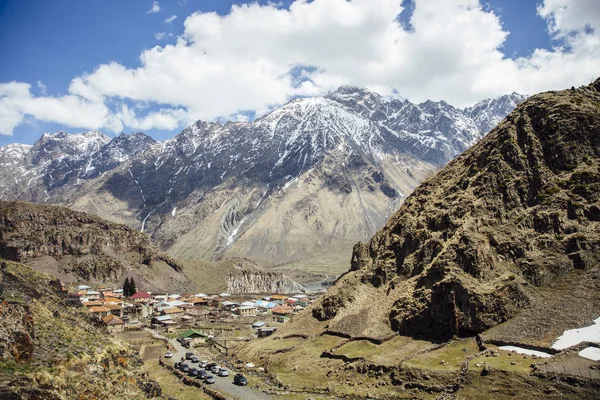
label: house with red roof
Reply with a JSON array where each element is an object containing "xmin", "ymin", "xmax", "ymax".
[{"xmin": 130, "ymin": 291, "xmax": 152, "ymax": 302}]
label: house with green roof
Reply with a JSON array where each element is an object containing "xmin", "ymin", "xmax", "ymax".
[{"xmin": 180, "ymin": 328, "xmax": 207, "ymax": 346}]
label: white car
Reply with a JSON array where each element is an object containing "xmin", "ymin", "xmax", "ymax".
[
  {"xmin": 218, "ymin": 368, "xmax": 229, "ymax": 377},
  {"xmin": 165, "ymin": 351, "xmax": 173, "ymax": 358}
]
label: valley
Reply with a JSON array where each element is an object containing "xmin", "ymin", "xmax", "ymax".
[
  {"xmin": 0, "ymin": 88, "xmax": 526, "ymax": 280},
  {"xmin": 1, "ymin": 78, "xmax": 599, "ymax": 400}
]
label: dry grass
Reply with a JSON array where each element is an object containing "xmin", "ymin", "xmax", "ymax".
[{"xmin": 144, "ymin": 360, "xmax": 213, "ymax": 400}]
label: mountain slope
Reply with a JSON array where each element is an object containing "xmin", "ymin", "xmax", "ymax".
[
  {"xmin": 0, "ymin": 260, "xmax": 163, "ymax": 399},
  {"xmin": 234, "ymin": 80, "xmax": 600, "ymax": 400},
  {"xmin": 0, "ymin": 89, "xmax": 526, "ymax": 277},
  {"xmin": 0, "ymin": 200, "xmax": 191, "ymax": 291},
  {"xmin": 298, "ymin": 79, "xmax": 600, "ymax": 341}
]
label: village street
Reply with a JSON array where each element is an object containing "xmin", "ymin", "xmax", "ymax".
[{"xmin": 157, "ymin": 330, "xmax": 274, "ymax": 400}]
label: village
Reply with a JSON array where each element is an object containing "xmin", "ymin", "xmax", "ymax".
[{"xmin": 66, "ymin": 280, "xmax": 320, "ymax": 344}]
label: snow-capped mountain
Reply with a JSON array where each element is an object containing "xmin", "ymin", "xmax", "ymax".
[
  {"xmin": 0, "ymin": 131, "xmax": 155, "ymax": 202},
  {"xmin": 0, "ymin": 88, "xmax": 526, "ymax": 279}
]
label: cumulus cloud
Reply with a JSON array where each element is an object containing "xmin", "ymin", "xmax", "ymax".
[
  {"xmin": 165, "ymin": 15, "xmax": 177, "ymax": 24},
  {"xmin": 2, "ymin": 0, "xmax": 600, "ymax": 136},
  {"xmin": 147, "ymin": 1, "xmax": 160, "ymax": 14}
]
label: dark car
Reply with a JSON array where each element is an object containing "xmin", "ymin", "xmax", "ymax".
[
  {"xmin": 185, "ymin": 352, "xmax": 194, "ymax": 360},
  {"xmin": 188, "ymin": 367, "xmax": 198, "ymax": 376},
  {"xmin": 174, "ymin": 361, "xmax": 181, "ymax": 369},
  {"xmin": 181, "ymin": 364, "xmax": 190, "ymax": 373},
  {"xmin": 197, "ymin": 370, "xmax": 208, "ymax": 379},
  {"xmin": 205, "ymin": 362, "xmax": 216, "ymax": 371},
  {"xmin": 233, "ymin": 373, "xmax": 248, "ymax": 386},
  {"xmin": 191, "ymin": 356, "xmax": 200, "ymax": 363},
  {"xmin": 204, "ymin": 375, "xmax": 216, "ymax": 384}
]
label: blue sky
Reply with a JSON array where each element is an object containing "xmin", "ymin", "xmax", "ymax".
[{"xmin": 1, "ymin": 0, "xmax": 599, "ymax": 146}]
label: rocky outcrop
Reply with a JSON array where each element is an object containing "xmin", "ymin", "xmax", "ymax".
[
  {"xmin": 0, "ymin": 201, "xmax": 191, "ymax": 291},
  {"xmin": 227, "ymin": 270, "xmax": 306, "ymax": 294},
  {"xmin": 311, "ymin": 79, "xmax": 600, "ymax": 340}
]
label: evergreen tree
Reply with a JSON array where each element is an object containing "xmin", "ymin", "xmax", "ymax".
[
  {"xmin": 129, "ymin": 277, "xmax": 137, "ymax": 295},
  {"xmin": 123, "ymin": 277, "xmax": 131, "ymax": 296}
]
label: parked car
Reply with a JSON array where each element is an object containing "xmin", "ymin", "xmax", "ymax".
[
  {"xmin": 185, "ymin": 352, "xmax": 194, "ymax": 360},
  {"xmin": 218, "ymin": 368, "xmax": 229, "ymax": 377},
  {"xmin": 181, "ymin": 364, "xmax": 190, "ymax": 373},
  {"xmin": 210, "ymin": 365, "xmax": 220, "ymax": 374},
  {"xmin": 164, "ymin": 351, "xmax": 173, "ymax": 358},
  {"xmin": 198, "ymin": 370, "xmax": 208, "ymax": 379},
  {"xmin": 233, "ymin": 373, "xmax": 248, "ymax": 386},
  {"xmin": 206, "ymin": 362, "xmax": 217, "ymax": 371},
  {"xmin": 188, "ymin": 367, "xmax": 198, "ymax": 376},
  {"xmin": 204, "ymin": 375, "xmax": 216, "ymax": 384},
  {"xmin": 174, "ymin": 361, "xmax": 181, "ymax": 369},
  {"xmin": 199, "ymin": 360, "xmax": 208, "ymax": 368},
  {"xmin": 191, "ymin": 356, "xmax": 200, "ymax": 363}
]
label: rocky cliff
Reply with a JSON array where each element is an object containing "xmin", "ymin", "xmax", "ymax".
[
  {"xmin": 0, "ymin": 200, "xmax": 192, "ymax": 292},
  {"xmin": 306, "ymin": 79, "xmax": 600, "ymax": 341},
  {"xmin": 227, "ymin": 270, "xmax": 307, "ymax": 294}
]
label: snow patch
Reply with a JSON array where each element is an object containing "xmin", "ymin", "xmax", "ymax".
[
  {"xmin": 552, "ymin": 317, "xmax": 600, "ymax": 350},
  {"xmin": 171, "ymin": 207, "xmax": 177, "ymax": 217},
  {"xmin": 226, "ymin": 216, "xmax": 247, "ymax": 246},
  {"xmin": 498, "ymin": 346, "xmax": 552, "ymax": 358},
  {"xmin": 579, "ymin": 347, "xmax": 600, "ymax": 361}
]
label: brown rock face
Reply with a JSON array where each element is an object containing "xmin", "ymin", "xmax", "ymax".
[
  {"xmin": 0, "ymin": 201, "xmax": 191, "ymax": 291},
  {"xmin": 313, "ymin": 79, "xmax": 600, "ymax": 340}
]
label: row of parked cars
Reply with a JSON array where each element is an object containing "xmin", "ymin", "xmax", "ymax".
[{"xmin": 171, "ymin": 351, "xmax": 248, "ymax": 386}]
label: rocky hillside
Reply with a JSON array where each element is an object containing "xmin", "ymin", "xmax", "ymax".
[
  {"xmin": 0, "ymin": 260, "xmax": 163, "ymax": 399},
  {"xmin": 305, "ymin": 79, "xmax": 600, "ymax": 341},
  {"xmin": 0, "ymin": 200, "xmax": 191, "ymax": 292},
  {"xmin": 235, "ymin": 80, "xmax": 600, "ymax": 400},
  {"xmin": 0, "ymin": 89, "xmax": 525, "ymax": 277}
]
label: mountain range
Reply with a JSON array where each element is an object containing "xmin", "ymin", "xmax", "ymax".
[
  {"xmin": 0, "ymin": 87, "xmax": 527, "ymax": 281},
  {"xmin": 237, "ymin": 78, "xmax": 600, "ymax": 400}
]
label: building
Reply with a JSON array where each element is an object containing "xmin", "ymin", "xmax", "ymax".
[
  {"xmin": 252, "ymin": 321, "xmax": 266, "ymax": 329},
  {"xmin": 189, "ymin": 298, "xmax": 208, "ymax": 307},
  {"xmin": 257, "ymin": 327, "xmax": 277, "ymax": 337},
  {"xmin": 103, "ymin": 303, "xmax": 123, "ymax": 317},
  {"xmin": 130, "ymin": 291, "xmax": 152, "ymax": 302},
  {"xmin": 270, "ymin": 294, "xmax": 288, "ymax": 302},
  {"xmin": 102, "ymin": 314, "xmax": 125, "ymax": 333},
  {"xmin": 254, "ymin": 300, "xmax": 277, "ymax": 311},
  {"xmin": 89, "ymin": 306, "xmax": 110, "ymax": 319},
  {"xmin": 152, "ymin": 315, "xmax": 178, "ymax": 331},
  {"xmin": 220, "ymin": 301, "xmax": 239, "ymax": 311},
  {"xmin": 236, "ymin": 305, "xmax": 257, "ymax": 317},
  {"xmin": 180, "ymin": 329, "xmax": 208, "ymax": 346},
  {"xmin": 271, "ymin": 305, "xmax": 293, "ymax": 316},
  {"xmin": 161, "ymin": 307, "xmax": 184, "ymax": 316}
]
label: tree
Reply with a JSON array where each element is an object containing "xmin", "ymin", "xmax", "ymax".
[
  {"xmin": 129, "ymin": 277, "xmax": 137, "ymax": 296},
  {"xmin": 123, "ymin": 277, "xmax": 131, "ymax": 297}
]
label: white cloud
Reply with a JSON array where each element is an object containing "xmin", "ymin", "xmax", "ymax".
[
  {"xmin": 165, "ymin": 15, "xmax": 177, "ymax": 24},
  {"xmin": 2, "ymin": 0, "xmax": 600, "ymax": 136},
  {"xmin": 154, "ymin": 32, "xmax": 174, "ymax": 40},
  {"xmin": 36, "ymin": 81, "xmax": 47, "ymax": 95},
  {"xmin": 147, "ymin": 1, "xmax": 160, "ymax": 14}
]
